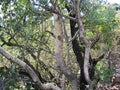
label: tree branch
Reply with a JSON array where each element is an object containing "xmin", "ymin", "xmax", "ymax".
[
  {"xmin": 68, "ymin": 29, "xmax": 79, "ymax": 43},
  {"xmin": 75, "ymin": 0, "xmax": 92, "ymax": 88},
  {"xmin": 0, "ymin": 46, "xmax": 44, "ymax": 89},
  {"xmin": 33, "ymin": 3, "xmax": 76, "ymax": 21},
  {"xmin": 0, "ymin": 46, "xmax": 61, "ymax": 90},
  {"xmin": 91, "ymin": 34, "xmax": 101, "ymax": 48},
  {"xmin": 94, "ymin": 53, "xmax": 105, "ymax": 64}
]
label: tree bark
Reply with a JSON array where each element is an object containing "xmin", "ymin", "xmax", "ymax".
[
  {"xmin": 66, "ymin": 1, "xmax": 99, "ymax": 89},
  {"xmin": 0, "ymin": 46, "xmax": 61, "ymax": 90},
  {"xmin": 75, "ymin": 0, "xmax": 92, "ymax": 89},
  {"xmin": 54, "ymin": 14, "xmax": 79, "ymax": 90}
]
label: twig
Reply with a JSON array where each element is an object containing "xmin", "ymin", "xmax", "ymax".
[
  {"xmin": 68, "ymin": 29, "xmax": 79, "ymax": 43},
  {"xmin": 33, "ymin": 3, "xmax": 76, "ymax": 21}
]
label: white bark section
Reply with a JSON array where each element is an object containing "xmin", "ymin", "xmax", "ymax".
[
  {"xmin": 54, "ymin": 14, "xmax": 70, "ymax": 77},
  {"xmin": 54, "ymin": 14, "xmax": 79, "ymax": 90}
]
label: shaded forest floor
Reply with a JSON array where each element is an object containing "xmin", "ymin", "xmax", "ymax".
[{"xmin": 97, "ymin": 83, "xmax": 120, "ymax": 90}]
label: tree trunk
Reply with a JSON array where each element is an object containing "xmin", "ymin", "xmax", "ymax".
[
  {"xmin": 66, "ymin": 8, "xmax": 97, "ymax": 90},
  {"xmin": 54, "ymin": 14, "xmax": 79, "ymax": 90}
]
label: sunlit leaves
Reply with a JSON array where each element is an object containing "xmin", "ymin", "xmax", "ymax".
[
  {"xmin": 84, "ymin": 1, "xmax": 116, "ymax": 46},
  {"xmin": 85, "ymin": 29, "xmax": 94, "ymax": 39},
  {"xmin": 20, "ymin": 0, "xmax": 28, "ymax": 6},
  {"xmin": 96, "ymin": 59, "xmax": 114, "ymax": 83},
  {"xmin": 97, "ymin": 25, "xmax": 103, "ymax": 32}
]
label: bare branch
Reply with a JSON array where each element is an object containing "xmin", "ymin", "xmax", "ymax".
[
  {"xmin": 0, "ymin": 46, "xmax": 61, "ymax": 90},
  {"xmin": 0, "ymin": 46, "xmax": 44, "ymax": 89},
  {"xmin": 33, "ymin": 3, "xmax": 76, "ymax": 21},
  {"xmin": 94, "ymin": 53, "xmax": 105, "ymax": 64},
  {"xmin": 91, "ymin": 34, "xmax": 101, "ymax": 48},
  {"xmin": 0, "ymin": 37, "xmax": 22, "ymax": 47},
  {"xmin": 46, "ymin": 30, "xmax": 55, "ymax": 38},
  {"xmin": 68, "ymin": 29, "xmax": 79, "ymax": 43}
]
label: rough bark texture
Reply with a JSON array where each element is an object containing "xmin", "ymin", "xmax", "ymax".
[{"xmin": 54, "ymin": 14, "xmax": 79, "ymax": 90}]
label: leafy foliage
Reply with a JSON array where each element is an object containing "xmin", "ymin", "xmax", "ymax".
[
  {"xmin": 0, "ymin": 0, "xmax": 119, "ymax": 89},
  {"xmin": 96, "ymin": 59, "xmax": 114, "ymax": 83}
]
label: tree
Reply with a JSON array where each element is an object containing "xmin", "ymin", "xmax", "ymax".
[{"xmin": 0, "ymin": 0, "xmax": 117, "ymax": 90}]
